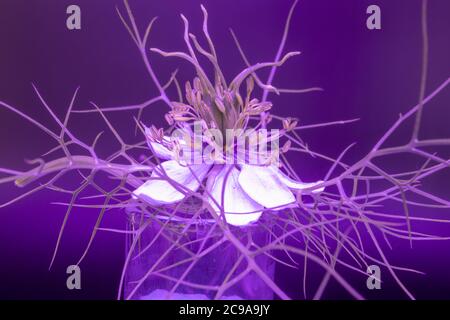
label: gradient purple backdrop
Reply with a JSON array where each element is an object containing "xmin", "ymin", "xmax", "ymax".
[{"xmin": 0, "ymin": 0, "xmax": 449, "ymax": 299}]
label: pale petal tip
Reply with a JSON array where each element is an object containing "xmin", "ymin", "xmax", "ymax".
[{"xmin": 225, "ymin": 212, "xmax": 263, "ymax": 227}]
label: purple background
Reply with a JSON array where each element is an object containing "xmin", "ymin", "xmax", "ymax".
[{"xmin": 0, "ymin": 0, "xmax": 449, "ymax": 299}]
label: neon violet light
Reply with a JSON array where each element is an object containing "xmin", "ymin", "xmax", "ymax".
[{"xmin": 0, "ymin": 0, "xmax": 449, "ymax": 300}]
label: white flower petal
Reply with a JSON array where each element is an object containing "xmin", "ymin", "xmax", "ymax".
[
  {"xmin": 145, "ymin": 130, "xmax": 202, "ymax": 164},
  {"xmin": 178, "ymin": 143, "xmax": 204, "ymax": 165},
  {"xmin": 238, "ymin": 164, "xmax": 296, "ymax": 209},
  {"xmin": 148, "ymin": 139, "xmax": 173, "ymax": 160},
  {"xmin": 134, "ymin": 160, "xmax": 211, "ymax": 205},
  {"xmin": 143, "ymin": 126, "xmax": 174, "ymax": 160},
  {"xmin": 206, "ymin": 165, "xmax": 263, "ymax": 226},
  {"xmin": 270, "ymin": 166, "xmax": 325, "ymax": 193},
  {"xmin": 225, "ymin": 212, "xmax": 263, "ymax": 227}
]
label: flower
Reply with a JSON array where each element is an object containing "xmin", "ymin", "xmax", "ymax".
[
  {"xmin": 131, "ymin": 17, "xmax": 324, "ymax": 226},
  {"xmin": 133, "ymin": 127, "xmax": 324, "ymax": 227}
]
